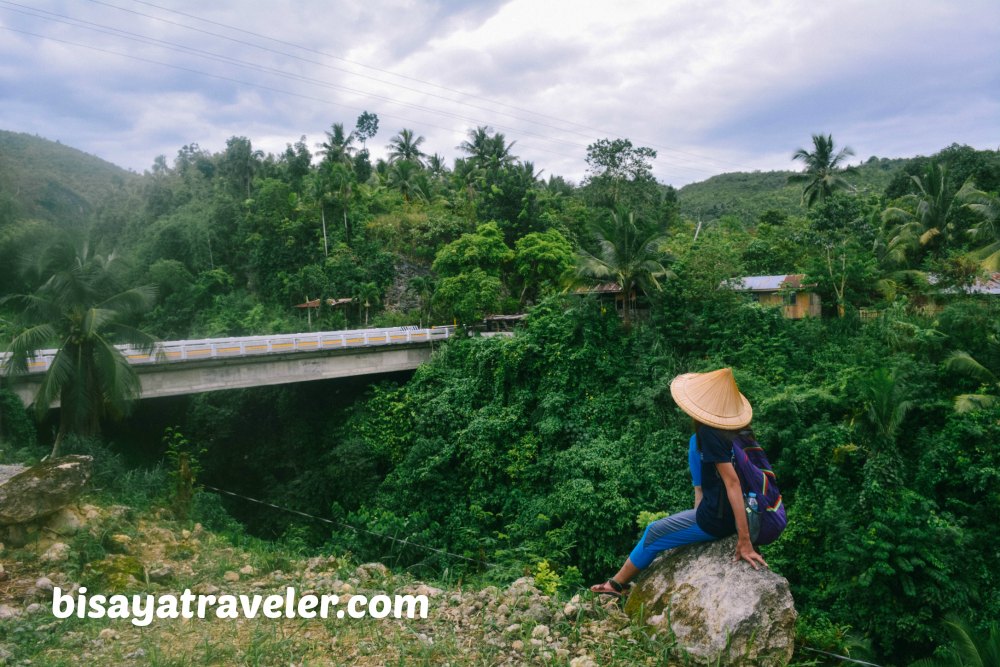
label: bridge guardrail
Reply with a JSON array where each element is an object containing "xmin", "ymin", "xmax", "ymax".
[{"xmin": 1, "ymin": 325, "xmax": 455, "ymax": 375}]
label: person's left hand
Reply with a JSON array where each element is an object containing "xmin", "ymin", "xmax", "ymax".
[{"xmin": 733, "ymin": 541, "xmax": 769, "ymax": 570}]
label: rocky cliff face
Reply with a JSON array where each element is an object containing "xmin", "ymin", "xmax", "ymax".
[{"xmin": 623, "ymin": 535, "xmax": 796, "ymax": 666}]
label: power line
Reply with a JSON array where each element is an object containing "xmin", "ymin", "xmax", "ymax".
[
  {"xmin": 0, "ymin": 24, "xmax": 592, "ymax": 169},
  {"xmin": 1, "ymin": 5, "xmax": 735, "ymax": 180},
  {"xmin": 202, "ymin": 483, "xmax": 494, "ymax": 568},
  {"xmin": 123, "ymin": 0, "xmax": 757, "ymax": 172},
  {"xmin": 79, "ymin": 0, "xmax": 753, "ymax": 174},
  {"xmin": 0, "ymin": 1, "xmax": 601, "ymax": 162}
]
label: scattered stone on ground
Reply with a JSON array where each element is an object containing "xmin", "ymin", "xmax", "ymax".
[{"xmin": 0, "ymin": 495, "xmax": 799, "ymax": 665}]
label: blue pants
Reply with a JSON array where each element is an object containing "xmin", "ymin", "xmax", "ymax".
[
  {"xmin": 628, "ymin": 509, "xmax": 715, "ymax": 569},
  {"xmin": 628, "ymin": 435, "xmax": 716, "ymax": 570}
]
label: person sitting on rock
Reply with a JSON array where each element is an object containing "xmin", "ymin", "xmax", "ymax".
[{"xmin": 589, "ymin": 368, "xmax": 768, "ymax": 597}]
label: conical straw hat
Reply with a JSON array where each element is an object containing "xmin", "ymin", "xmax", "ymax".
[{"xmin": 669, "ymin": 368, "xmax": 752, "ymax": 429}]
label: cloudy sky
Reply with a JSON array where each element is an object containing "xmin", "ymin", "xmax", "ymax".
[{"xmin": 1, "ymin": 0, "xmax": 998, "ymax": 186}]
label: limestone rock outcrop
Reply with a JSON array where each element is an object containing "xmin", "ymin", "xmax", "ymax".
[
  {"xmin": 623, "ymin": 535, "xmax": 796, "ymax": 666},
  {"xmin": 0, "ymin": 455, "xmax": 93, "ymax": 525}
]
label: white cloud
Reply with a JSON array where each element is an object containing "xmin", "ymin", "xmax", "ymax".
[{"xmin": 0, "ymin": 0, "xmax": 997, "ymax": 185}]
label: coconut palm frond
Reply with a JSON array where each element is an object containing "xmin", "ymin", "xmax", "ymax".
[
  {"xmin": 954, "ymin": 393, "xmax": 998, "ymax": 413},
  {"xmin": 944, "ymin": 351, "xmax": 996, "ymax": 383},
  {"xmin": 3, "ymin": 238, "xmax": 157, "ymax": 455},
  {"xmin": 4, "ymin": 324, "xmax": 58, "ymax": 375}
]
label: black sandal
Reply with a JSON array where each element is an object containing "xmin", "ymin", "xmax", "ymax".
[{"xmin": 589, "ymin": 578, "xmax": 626, "ymax": 598}]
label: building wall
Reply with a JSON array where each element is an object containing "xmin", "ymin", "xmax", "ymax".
[
  {"xmin": 786, "ymin": 292, "xmax": 821, "ymax": 319},
  {"xmin": 752, "ymin": 291, "xmax": 821, "ymax": 318}
]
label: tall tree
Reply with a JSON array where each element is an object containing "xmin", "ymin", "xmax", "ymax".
[
  {"xmin": 883, "ymin": 163, "xmax": 962, "ymax": 265},
  {"xmin": 960, "ymin": 183, "xmax": 1000, "ymax": 270},
  {"xmin": 354, "ymin": 111, "xmax": 380, "ymax": 150},
  {"xmin": 788, "ymin": 133, "xmax": 857, "ymax": 207},
  {"xmin": 573, "ymin": 208, "xmax": 672, "ymax": 329},
  {"xmin": 582, "ymin": 138, "xmax": 673, "ymax": 223},
  {"xmin": 584, "ymin": 138, "xmax": 656, "ymax": 183},
  {"xmin": 1, "ymin": 241, "xmax": 157, "ymax": 457},
  {"xmin": 387, "ymin": 159, "xmax": 426, "ymax": 203},
  {"xmin": 458, "ymin": 126, "xmax": 517, "ymax": 171},
  {"xmin": 513, "ymin": 228, "xmax": 574, "ymax": 305},
  {"xmin": 318, "ymin": 123, "xmax": 356, "ymax": 168},
  {"xmin": 387, "ymin": 129, "xmax": 426, "ymax": 166},
  {"xmin": 431, "ymin": 222, "xmax": 513, "ymax": 325},
  {"xmin": 218, "ymin": 136, "xmax": 264, "ymax": 199}
]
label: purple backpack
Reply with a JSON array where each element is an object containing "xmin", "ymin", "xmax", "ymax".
[{"xmin": 731, "ymin": 432, "xmax": 787, "ymax": 546}]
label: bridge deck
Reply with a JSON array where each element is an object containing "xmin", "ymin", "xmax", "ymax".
[
  {"xmin": 2, "ymin": 325, "xmax": 457, "ymax": 405},
  {"xmin": 3, "ymin": 325, "xmax": 455, "ymax": 375}
]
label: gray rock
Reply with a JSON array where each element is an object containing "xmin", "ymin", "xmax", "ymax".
[
  {"xmin": 44, "ymin": 507, "xmax": 83, "ymax": 536},
  {"xmin": 624, "ymin": 535, "xmax": 796, "ymax": 666},
  {"xmin": 40, "ymin": 542, "xmax": 70, "ymax": 563},
  {"xmin": 413, "ymin": 584, "xmax": 442, "ymax": 597},
  {"xmin": 0, "ymin": 456, "xmax": 93, "ymax": 525},
  {"xmin": 0, "ymin": 465, "xmax": 27, "ymax": 487},
  {"xmin": 355, "ymin": 562, "xmax": 389, "ymax": 581}
]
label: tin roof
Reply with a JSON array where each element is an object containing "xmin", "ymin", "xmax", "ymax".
[
  {"xmin": 928, "ymin": 273, "xmax": 1000, "ymax": 295},
  {"xmin": 294, "ymin": 297, "xmax": 354, "ymax": 309},
  {"xmin": 573, "ymin": 282, "xmax": 625, "ymax": 295},
  {"xmin": 957, "ymin": 272, "xmax": 1000, "ymax": 295},
  {"xmin": 731, "ymin": 274, "xmax": 810, "ymax": 292},
  {"xmin": 484, "ymin": 314, "xmax": 528, "ymax": 321}
]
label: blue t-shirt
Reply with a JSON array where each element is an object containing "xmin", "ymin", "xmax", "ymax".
[{"xmin": 691, "ymin": 424, "xmax": 738, "ymax": 538}]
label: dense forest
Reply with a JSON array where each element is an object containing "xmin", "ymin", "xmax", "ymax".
[{"xmin": 1, "ymin": 122, "xmax": 999, "ymax": 664}]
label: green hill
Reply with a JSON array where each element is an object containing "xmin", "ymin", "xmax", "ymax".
[
  {"xmin": 677, "ymin": 156, "xmax": 911, "ymax": 224},
  {"xmin": 0, "ymin": 130, "xmax": 136, "ymax": 226}
]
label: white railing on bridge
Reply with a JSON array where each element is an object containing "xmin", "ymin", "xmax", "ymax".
[{"xmin": 4, "ymin": 325, "xmax": 455, "ymax": 375}]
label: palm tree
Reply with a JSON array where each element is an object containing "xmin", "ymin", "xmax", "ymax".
[
  {"xmin": 387, "ymin": 159, "xmax": 426, "ymax": 203},
  {"xmin": 387, "ymin": 129, "xmax": 426, "ymax": 166},
  {"xmin": 788, "ymin": 134, "xmax": 857, "ymax": 207},
  {"xmin": 426, "ymin": 153, "xmax": 449, "ymax": 181},
  {"xmin": 458, "ymin": 126, "xmax": 517, "ymax": 170},
  {"xmin": 910, "ymin": 616, "xmax": 1000, "ymax": 667},
  {"xmin": 572, "ymin": 208, "xmax": 672, "ymax": 329},
  {"xmin": 1, "ymin": 241, "xmax": 157, "ymax": 457},
  {"xmin": 354, "ymin": 282, "xmax": 380, "ymax": 326},
  {"xmin": 960, "ymin": 183, "xmax": 1000, "ymax": 270},
  {"xmin": 944, "ymin": 349, "xmax": 998, "ymax": 413},
  {"xmin": 883, "ymin": 163, "xmax": 961, "ymax": 265},
  {"xmin": 318, "ymin": 123, "xmax": 355, "ymax": 167},
  {"xmin": 408, "ymin": 276, "xmax": 435, "ymax": 327},
  {"xmin": 856, "ymin": 367, "xmax": 912, "ymax": 499}
]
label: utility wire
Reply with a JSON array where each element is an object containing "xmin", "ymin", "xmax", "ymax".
[
  {"xmin": 73, "ymin": 0, "xmax": 753, "ymax": 175},
  {"xmin": 0, "ymin": 24, "xmax": 598, "ymax": 168},
  {"xmin": 0, "ymin": 2, "xmax": 603, "ymax": 163},
  {"xmin": 202, "ymin": 483, "xmax": 495, "ymax": 568},
  {"xmin": 800, "ymin": 647, "xmax": 884, "ymax": 666},
  {"xmin": 115, "ymin": 0, "xmax": 759, "ymax": 172},
  {"xmin": 2, "ymin": 2, "xmax": 747, "ymax": 179}
]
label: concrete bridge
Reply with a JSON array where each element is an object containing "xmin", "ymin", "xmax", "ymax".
[{"xmin": 2, "ymin": 325, "xmax": 455, "ymax": 406}]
